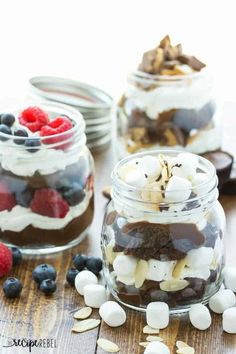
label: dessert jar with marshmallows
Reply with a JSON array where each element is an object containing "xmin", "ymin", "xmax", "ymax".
[
  {"xmin": 116, "ymin": 35, "xmax": 221, "ymax": 158},
  {"xmin": 101, "ymin": 151, "xmax": 225, "ymax": 312},
  {"xmin": 0, "ymin": 103, "xmax": 94, "ymax": 254}
]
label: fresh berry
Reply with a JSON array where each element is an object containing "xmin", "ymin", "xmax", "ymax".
[
  {"xmin": 30, "ymin": 188, "xmax": 69, "ymax": 218},
  {"xmin": 73, "ymin": 254, "xmax": 88, "ymax": 271},
  {"xmin": 1, "ymin": 113, "xmax": 15, "ymax": 127},
  {"xmin": 3, "ymin": 277, "xmax": 22, "ymax": 298},
  {"xmin": 61, "ymin": 183, "xmax": 85, "ymax": 206},
  {"xmin": 32, "ymin": 264, "xmax": 57, "ymax": 285},
  {"xmin": 0, "ymin": 181, "xmax": 16, "ymax": 212},
  {"xmin": 40, "ymin": 116, "xmax": 73, "ymax": 137},
  {"xmin": 24, "ymin": 138, "xmax": 41, "ymax": 153},
  {"xmin": 15, "ymin": 189, "xmax": 33, "ymax": 207},
  {"xmin": 19, "ymin": 106, "xmax": 49, "ymax": 132},
  {"xmin": 66, "ymin": 268, "xmax": 79, "ymax": 287},
  {"xmin": 39, "ymin": 279, "xmax": 57, "ymax": 295},
  {"xmin": 0, "ymin": 124, "xmax": 12, "ymax": 141},
  {"xmin": 86, "ymin": 257, "xmax": 103, "ymax": 275},
  {"xmin": 13, "ymin": 128, "xmax": 28, "ymax": 145},
  {"xmin": 0, "ymin": 243, "xmax": 13, "ymax": 277},
  {"xmin": 10, "ymin": 247, "xmax": 22, "ymax": 266}
]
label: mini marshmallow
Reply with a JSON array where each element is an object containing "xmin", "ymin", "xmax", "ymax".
[
  {"xmin": 172, "ymin": 152, "xmax": 199, "ymax": 180},
  {"xmin": 137, "ymin": 156, "xmax": 162, "ymax": 177},
  {"xmin": 209, "ymin": 289, "xmax": 236, "ymax": 314},
  {"xmin": 223, "ymin": 307, "xmax": 236, "ymax": 334},
  {"xmin": 164, "ymin": 176, "xmax": 192, "ymax": 203},
  {"xmin": 146, "ymin": 259, "xmax": 176, "ymax": 282},
  {"xmin": 189, "ymin": 304, "xmax": 212, "ymax": 330},
  {"xmin": 223, "ymin": 266, "xmax": 236, "ymax": 292},
  {"xmin": 124, "ymin": 169, "xmax": 146, "ymax": 188},
  {"xmin": 146, "ymin": 302, "xmax": 169, "ymax": 329},
  {"xmin": 75, "ymin": 270, "xmax": 98, "ymax": 296},
  {"xmin": 144, "ymin": 341, "xmax": 170, "ymax": 354},
  {"xmin": 99, "ymin": 301, "xmax": 126, "ymax": 327},
  {"xmin": 181, "ymin": 266, "xmax": 210, "ymax": 280},
  {"xmin": 186, "ymin": 247, "xmax": 214, "ymax": 269},
  {"xmin": 116, "ymin": 275, "xmax": 135, "ymax": 286},
  {"xmin": 83, "ymin": 284, "xmax": 107, "ymax": 308},
  {"xmin": 113, "ymin": 255, "xmax": 137, "ymax": 277}
]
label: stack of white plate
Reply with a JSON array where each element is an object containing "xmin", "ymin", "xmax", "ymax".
[{"xmin": 28, "ymin": 76, "xmax": 113, "ymax": 151}]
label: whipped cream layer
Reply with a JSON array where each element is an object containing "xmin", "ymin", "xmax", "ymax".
[
  {"xmin": 0, "ymin": 141, "xmax": 81, "ymax": 176},
  {"xmin": 125, "ymin": 72, "xmax": 213, "ymax": 119},
  {"xmin": 0, "ymin": 191, "xmax": 92, "ymax": 232}
]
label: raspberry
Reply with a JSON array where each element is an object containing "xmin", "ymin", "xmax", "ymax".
[
  {"xmin": 30, "ymin": 188, "xmax": 69, "ymax": 218},
  {"xmin": 19, "ymin": 106, "xmax": 49, "ymax": 132},
  {"xmin": 40, "ymin": 116, "xmax": 73, "ymax": 145},
  {"xmin": 0, "ymin": 181, "xmax": 16, "ymax": 211},
  {"xmin": 0, "ymin": 243, "xmax": 13, "ymax": 277}
]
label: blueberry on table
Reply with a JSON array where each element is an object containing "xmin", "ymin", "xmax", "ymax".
[
  {"xmin": 0, "ymin": 124, "xmax": 12, "ymax": 141},
  {"xmin": 1, "ymin": 113, "xmax": 15, "ymax": 127},
  {"xmin": 13, "ymin": 128, "xmax": 28, "ymax": 145},
  {"xmin": 86, "ymin": 257, "xmax": 103, "ymax": 275},
  {"xmin": 3, "ymin": 277, "xmax": 23, "ymax": 298},
  {"xmin": 73, "ymin": 254, "xmax": 88, "ymax": 271},
  {"xmin": 62, "ymin": 183, "xmax": 85, "ymax": 206},
  {"xmin": 10, "ymin": 247, "xmax": 22, "ymax": 266},
  {"xmin": 40, "ymin": 279, "xmax": 57, "ymax": 295},
  {"xmin": 32, "ymin": 264, "xmax": 57, "ymax": 285},
  {"xmin": 66, "ymin": 267, "xmax": 79, "ymax": 287},
  {"xmin": 25, "ymin": 138, "xmax": 41, "ymax": 153}
]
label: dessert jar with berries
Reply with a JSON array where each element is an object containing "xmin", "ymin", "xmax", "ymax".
[
  {"xmin": 117, "ymin": 35, "xmax": 221, "ymax": 158},
  {"xmin": 0, "ymin": 103, "xmax": 94, "ymax": 254},
  {"xmin": 101, "ymin": 151, "xmax": 225, "ymax": 312}
]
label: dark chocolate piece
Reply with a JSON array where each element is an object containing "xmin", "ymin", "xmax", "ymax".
[
  {"xmin": 220, "ymin": 178, "xmax": 236, "ymax": 195},
  {"xmin": 178, "ymin": 54, "xmax": 206, "ymax": 71}
]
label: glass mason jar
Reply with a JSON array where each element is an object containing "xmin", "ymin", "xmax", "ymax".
[
  {"xmin": 101, "ymin": 150, "xmax": 225, "ymax": 313},
  {"xmin": 0, "ymin": 102, "xmax": 94, "ymax": 254},
  {"xmin": 116, "ymin": 69, "xmax": 221, "ymax": 158}
]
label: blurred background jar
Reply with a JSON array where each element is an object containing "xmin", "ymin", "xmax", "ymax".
[{"xmin": 101, "ymin": 150, "xmax": 226, "ymax": 312}]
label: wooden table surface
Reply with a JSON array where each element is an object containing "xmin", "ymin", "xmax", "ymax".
[{"xmin": 0, "ymin": 108, "xmax": 236, "ymax": 354}]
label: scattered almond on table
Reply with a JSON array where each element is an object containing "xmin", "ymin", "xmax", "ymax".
[
  {"xmin": 176, "ymin": 341, "xmax": 195, "ymax": 354},
  {"xmin": 146, "ymin": 335, "xmax": 164, "ymax": 342},
  {"xmin": 97, "ymin": 338, "xmax": 120, "ymax": 353},
  {"xmin": 143, "ymin": 325, "xmax": 160, "ymax": 334},
  {"xmin": 72, "ymin": 318, "xmax": 100, "ymax": 333}
]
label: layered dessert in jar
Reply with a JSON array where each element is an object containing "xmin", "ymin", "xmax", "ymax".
[
  {"xmin": 0, "ymin": 103, "xmax": 94, "ymax": 254},
  {"xmin": 102, "ymin": 151, "xmax": 225, "ymax": 312},
  {"xmin": 117, "ymin": 35, "xmax": 221, "ymax": 158}
]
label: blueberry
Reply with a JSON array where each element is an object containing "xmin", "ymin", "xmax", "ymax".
[
  {"xmin": 66, "ymin": 267, "xmax": 79, "ymax": 287},
  {"xmin": 13, "ymin": 128, "xmax": 28, "ymax": 145},
  {"xmin": 10, "ymin": 247, "xmax": 22, "ymax": 266},
  {"xmin": 1, "ymin": 113, "xmax": 15, "ymax": 127},
  {"xmin": 86, "ymin": 257, "xmax": 103, "ymax": 275},
  {"xmin": 0, "ymin": 124, "xmax": 12, "ymax": 141},
  {"xmin": 32, "ymin": 264, "xmax": 57, "ymax": 285},
  {"xmin": 39, "ymin": 279, "xmax": 57, "ymax": 295},
  {"xmin": 73, "ymin": 254, "xmax": 88, "ymax": 271},
  {"xmin": 3, "ymin": 277, "xmax": 23, "ymax": 298},
  {"xmin": 15, "ymin": 189, "xmax": 33, "ymax": 207},
  {"xmin": 25, "ymin": 138, "xmax": 41, "ymax": 153},
  {"xmin": 62, "ymin": 183, "xmax": 85, "ymax": 206}
]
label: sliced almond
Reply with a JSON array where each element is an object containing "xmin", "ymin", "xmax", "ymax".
[
  {"xmin": 173, "ymin": 258, "xmax": 187, "ymax": 279},
  {"xmin": 72, "ymin": 319, "xmax": 100, "ymax": 333},
  {"xmin": 176, "ymin": 341, "xmax": 190, "ymax": 349},
  {"xmin": 160, "ymin": 279, "xmax": 189, "ymax": 292},
  {"xmin": 143, "ymin": 325, "xmax": 159, "ymax": 334},
  {"xmin": 146, "ymin": 335, "xmax": 163, "ymax": 342},
  {"xmin": 177, "ymin": 347, "xmax": 195, "ymax": 354},
  {"xmin": 139, "ymin": 342, "xmax": 149, "ymax": 348},
  {"xmin": 74, "ymin": 307, "xmax": 92, "ymax": 320},
  {"xmin": 105, "ymin": 244, "xmax": 117, "ymax": 264},
  {"xmin": 97, "ymin": 338, "xmax": 120, "ymax": 353},
  {"xmin": 135, "ymin": 259, "xmax": 148, "ymax": 288}
]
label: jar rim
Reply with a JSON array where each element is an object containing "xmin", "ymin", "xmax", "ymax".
[{"xmin": 0, "ymin": 101, "xmax": 85, "ymax": 149}]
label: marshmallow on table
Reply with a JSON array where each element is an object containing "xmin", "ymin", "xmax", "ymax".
[
  {"xmin": 189, "ymin": 304, "xmax": 212, "ymax": 330},
  {"xmin": 74, "ymin": 270, "xmax": 98, "ymax": 296},
  {"xmin": 137, "ymin": 156, "xmax": 162, "ymax": 177},
  {"xmin": 164, "ymin": 176, "xmax": 192, "ymax": 203},
  {"xmin": 99, "ymin": 301, "xmax": 126, "ymax": 327},
  {"xmin": 223, "ymin": 307, "xmax": 236, "ymax": 334},
  {"xmin": 172, "ymin": 152, "xmax": 199, "ymax": 180},
  {"xmin": 83, "ymin": 284, "xmax": 107, "ymax": 308},
  {"xmin": 113, "ymin": 255, "xmax": 137, "ymax": 277},
  {"xmin": 209, "ymin": 289, "xmax": 236, "ymax": 314},
  {"xmin": 146, "ymin": 302, "xmax": 169, "ymax": 329},
  {"xmin": 186, "ymin": 247, "xmax": 214, "ymax": 269},
  {"xmin": 146, "ymin": 259, "xmax": 176, "ymax": 282},
  {"xmin": 223, "ymin": 266, "xmax": 236, "ymax": 292},
  {"xmin": 144, "ymin": 341, "xmax": 170, "ymax": 354}
]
